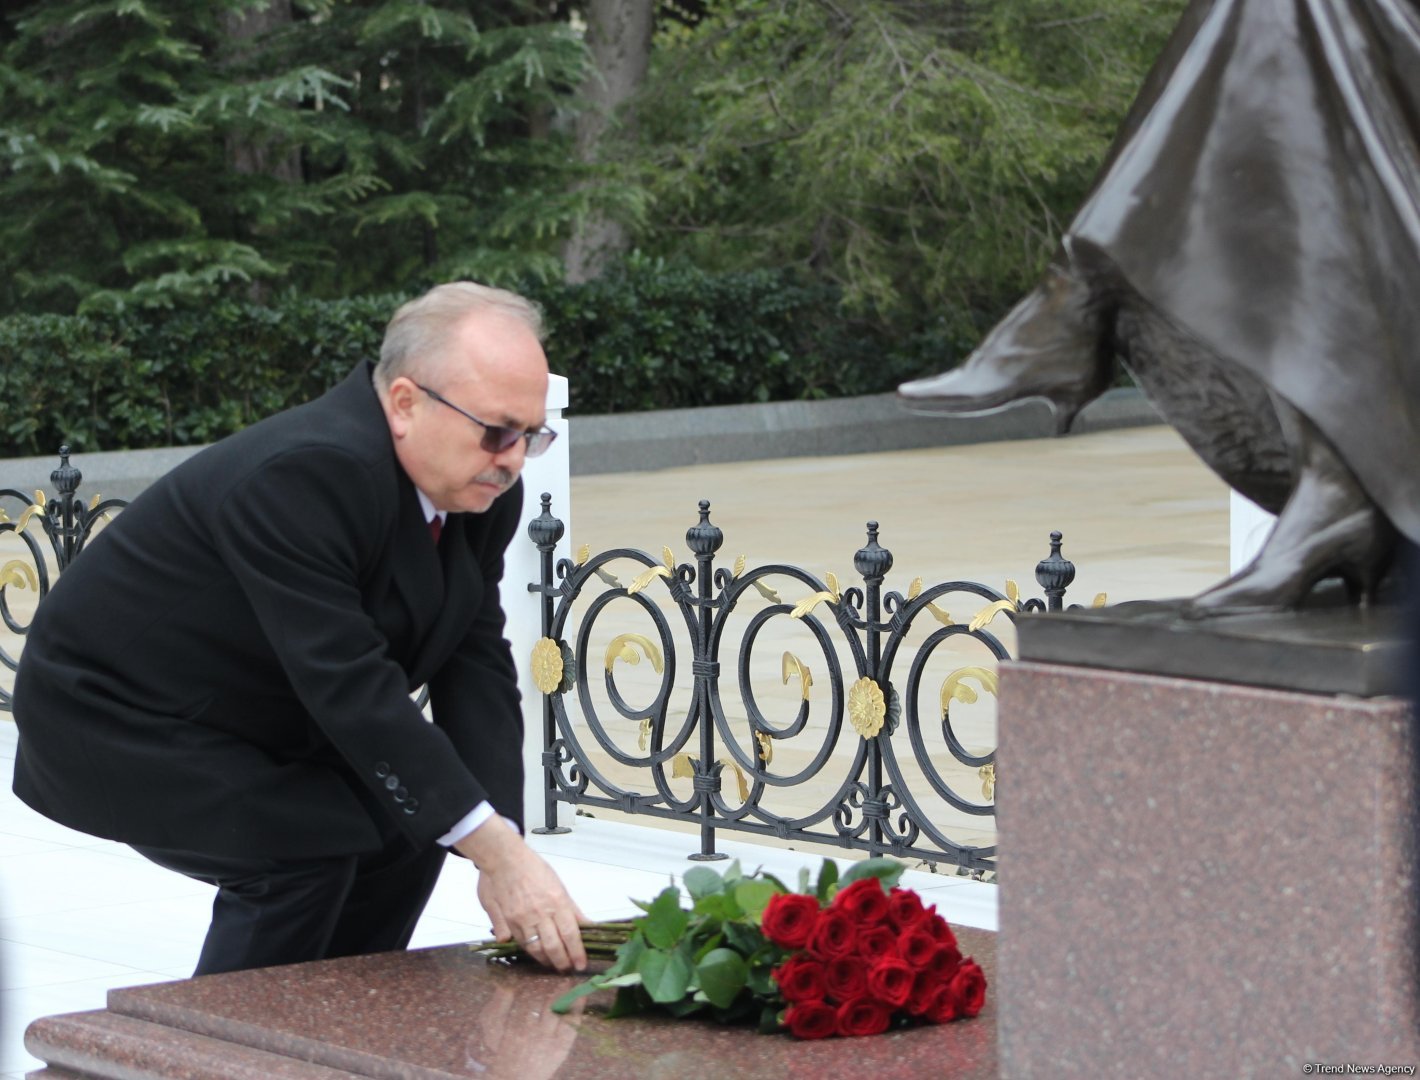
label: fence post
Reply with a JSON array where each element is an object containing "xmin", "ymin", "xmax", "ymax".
[{"xmin": 504, "ymin": 373, "xmax": 572, "ymax": 831}]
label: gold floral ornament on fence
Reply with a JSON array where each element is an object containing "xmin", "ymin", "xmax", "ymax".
[
  {"xmin": 847, "ymin": 676, "xmax": 887, "ymax": 739},
  {"xmin": 530, "ymin": 637, "xmax": 576, "ymax": 695}
]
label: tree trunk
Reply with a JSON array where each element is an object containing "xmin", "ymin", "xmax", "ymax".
[
  {"xmin": 563, "ymin": 0, "xmax": 654, "ymax": 283},
  {"xmin": 221, "ymin": 0, "xmax": 302, "ymax": 185}
]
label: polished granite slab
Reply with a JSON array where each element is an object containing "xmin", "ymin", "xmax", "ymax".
[
  {"xmin": 25, "ymin": 926, "xmax": 998, "ymax": 1079},
  {"xmin": 997, "ymin": 660, "xmax": 1417, "ymax": 1077}
]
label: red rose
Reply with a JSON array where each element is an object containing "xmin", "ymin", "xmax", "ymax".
[
  {"xmin": 866, "ymin": 957, "xmax": 914, "ymax": 1008},
  {"xmin": 927, "ymin": 913, "xmax": 958, "ymax": 949},
  {"xmin": 836, "ymin": 997, "xmax": 893, "ymax": 1037},
  {"xmin": 772, "ymin": 956, "xmax": 828, "ymax": 1004},
  {"xmin": 949, "ymin": 959, "xmax": 988, "ymax": 1018},
  {"xmin": 886, "ymin": 887, "xmax": 928, "ymax": 931},
  {"xmin": 857, "ymin": 924, "xmax": 898, "ymax": 962},
  {"xmin": 897, "ymin": 927, "xmax": 939, "ymax": 968},
  {"xmin": 785, "ymin": 1001, "xmax": 839, "ymax": 1039},
  {"xmin": 807, "ymin": 907, "xmax": 857, "ymax": 960},
  {"xmin": 906, "ymin": 969, "xmax": 939, "ymax": 1017},
  {"xmin": 929, "ymin": 941, "xmax": 962, "ymax": 982},
  {"xmin": 824, "ymin": 955, "xmax": 867, "ymax": 1001},
  {"xmin": 925, "ymin": 983, "xmax": 959, "ymax": 1024},
  {"xmin": 761, "ymin": 892, "xmax": 822, "ymax": 949},
  {"xmin": 832, "ymin": 878, "xmax": 890, "ymax": 925}
]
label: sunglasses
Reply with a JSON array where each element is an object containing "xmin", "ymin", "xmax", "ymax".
[{"xmin": 415, "ymin": 384, "xmax": 558, "ymax": 458}]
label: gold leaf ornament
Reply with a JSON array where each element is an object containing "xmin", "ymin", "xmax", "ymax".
[
  {"xmin": 907, "ymin": 576, "xmax": 952, "ymax": 624},
  {"xmin": 940, "ymin": 666, "xmax": 1000, "ymax": 718},
  {"xmin": 755, "ymin": 731, "xmax": 774, "ymax": 766},
  {"xmin": 1, "ymin": 559, "xmax": 38, "ymax": 593},
  {"xmin": 637, "ymin": 717, "xmax": 653, "ymax": 752},
  {"xmin": 603, "ymin": 633, "xmax": 665, "ymax": 674},
  {"xmin": 848, "ymin": 677, "xmax": 887, "ymax": 739},
  {"xmin": 1005, "ymin": 579, "xmax": 1020, "ymax": 604},
  {"xmin": 662, "ymin": 545, "xmax": 676, "ymax": 572},
  {"xmin": 672, "ymin": 753, "xmax": 695, "ymax": 779},
  {"xmin": 721, "ymin": 758, "xmax": 750, "ymax": 802},
  {"xmin": 1092, "ymin": 592, "xmax": 1108, "ymax": 608},
  {"xmin": 752, "ymin": 580, "xmax": 783, "ymax": 604},
  {"xmin": 15, "ymin": 503, "xmax": 46, "ymax": 534},
  {"xmin": 979, "ymin": 763, "xmax": 996, "ymax": 801},
  {"xmin": 790, "ymin": 571, "xmax": 842, "ymax": 619},
  {"xmin": 780, "ymin": 651, "xmax": 813, "ymax": 700},
  {"xmin": 733, "ymin": 554, "xmax": 746, "ymax": 578},
  {"xmin": 968, "ymin": 598, "xmax": 1016, "ymax": 633},
  {"xmin": 627, "ymin": 563, "xmax": 672, "ymax": 596},
  {"xmin": 575, "ymin": 544, "xmax": 590, "ymax": 566}
]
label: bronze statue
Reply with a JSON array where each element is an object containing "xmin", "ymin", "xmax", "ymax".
[{"xmin": 899, "ymin": 0, "xmax": 1420, "ymax": 613}]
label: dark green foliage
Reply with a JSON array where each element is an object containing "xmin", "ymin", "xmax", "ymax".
[
  {"xmin": 0, "ymin": 0, "xmax": 607, "ymax": 315},
  {"xmin": 0, "ymin": 295, "xmax": 393, "ymax": 456},
  {"xmin": 1, "ymin": 265, "xmax": 968, "ymax": 457},
  {"xmin": 538, "ymin": 257, "xmax": 967, "ymax": 416}
]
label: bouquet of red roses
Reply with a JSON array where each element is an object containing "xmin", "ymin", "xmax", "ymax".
[
  {"xmin": 480, "ymin": 857, "xmax": 986, "ymax": 1039},
  {"xmin": 764, "ymin": 869, "xmax": 985, "ymax": 1038}
]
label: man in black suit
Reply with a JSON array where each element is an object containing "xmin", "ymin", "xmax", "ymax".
[{"xmin": 11, "ymin": 282, "xmax": 589, "ymax": 974}]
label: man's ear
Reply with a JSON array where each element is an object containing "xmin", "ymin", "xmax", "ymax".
[{"xmin": 383, "ymin": 377, "xmax": 420, "ymax": 438}]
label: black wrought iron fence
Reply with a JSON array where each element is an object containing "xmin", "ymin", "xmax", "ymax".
[
  {"xmin": 1, "ymin": 448, "xmax": 128, "ymax": 712},
  {"xmin": 524, "ymin": 494, "xmax": 1097, "ymax": 875}
]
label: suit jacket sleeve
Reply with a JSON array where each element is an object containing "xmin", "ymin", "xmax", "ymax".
[
  {"xmin": 429, "ymin": 481, "xmax": 526, "ymax": 831},
  {"xmin": 209, "ymin": 444, "xmax": 491, "ymax": 849}
]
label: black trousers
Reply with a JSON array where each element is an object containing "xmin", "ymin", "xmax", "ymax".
[{"xmin": 133, "ymin": 835, "xmax": 448, "ymax": 976}]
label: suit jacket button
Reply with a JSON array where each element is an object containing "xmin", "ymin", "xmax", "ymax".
[
  {"xmin": 394, "ymin": 786, "xmax": 408, "ymax": 803},
  {"xmin": 384, "ymin": 775, "xmax": 400, "ymax": 791},
  {"xmin": 374, "ymin": 762, "xmax": 391, "ymax": 779},
  {"xmin": 402, "ymin": 801, "xmax": 419, "ymax": 816}
]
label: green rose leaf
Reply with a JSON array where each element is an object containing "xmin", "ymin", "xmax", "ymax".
[
  {"xmin": 643, "ymin": 886, "xmax": 690, "ymax": 948},
  {"xmin": 723, "ymin": 921, "xmax": 764, "ymax": 956},
  {"xmin": 816, "ymin": 858, "xmax": 840, "ymax": 901},
  {"xmin": 683, "ymin": 866, "xmax": 724, "ymax": 899},
  {"xmin": 696, "ymin": 947, "xmax": 749, "ymax": 1009},
  {"xmin": 839, "ymin": 857, "xmax": 905, "ymax": 890},
  {"xmin": 550, "ymin": 977, "xmax": 609, "ymax": 1014},
  {"xmin": 638, "ymin": 947, "xmax": 694, "ymax": 1004},
  {"xmin": 733, "ymin": 879, "xmax": 778, "ymax": 921},
  {"xmin": 694, "ymin": 892, "xmax": 738, "ymax": 921}
]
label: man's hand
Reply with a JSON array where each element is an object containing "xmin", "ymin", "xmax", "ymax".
[{"xmin": 455, "ymin": 816, "xmax": 589, "ymax": 972}]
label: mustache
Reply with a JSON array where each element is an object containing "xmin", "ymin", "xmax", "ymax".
[{"xmin": 474, "ymin": 467, "xmax": 516, "ymax": 489}]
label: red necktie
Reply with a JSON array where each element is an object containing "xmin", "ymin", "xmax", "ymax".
[{"xmin": 429, "ymin": 516, "xmax": 443, "ymax": 546}]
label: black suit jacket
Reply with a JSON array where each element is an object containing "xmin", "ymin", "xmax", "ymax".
[{"xmin": 12, "ymin": 362, "xmax": 525, "ymax": 859}]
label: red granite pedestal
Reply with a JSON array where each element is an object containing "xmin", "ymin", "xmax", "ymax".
[
  {"xmin": 23, "ymin": 927, "xmax": 998, "ymax": 1079},
  {"xmin": 996, "ymin": 657, "xmax": 1417, "ymax": 1078}
]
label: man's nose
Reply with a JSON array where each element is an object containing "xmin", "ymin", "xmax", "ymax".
[{"xmin": 493, "ymin": 439, "xmax": 527, "ymax": 473}]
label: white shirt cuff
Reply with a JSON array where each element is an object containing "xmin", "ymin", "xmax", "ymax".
[{"xmin": 438, "ymin": 800, "xmax": 496, "ymax": 847}]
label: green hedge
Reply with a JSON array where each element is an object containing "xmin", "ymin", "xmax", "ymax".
[{"xmin": 0, "ymin": 263, "xmax": 966, "ymax": 459}]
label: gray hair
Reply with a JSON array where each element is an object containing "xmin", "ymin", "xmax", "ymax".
[{"xmin": 373, "ymin": 282, "xmax": 545, "ymax": 393}]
